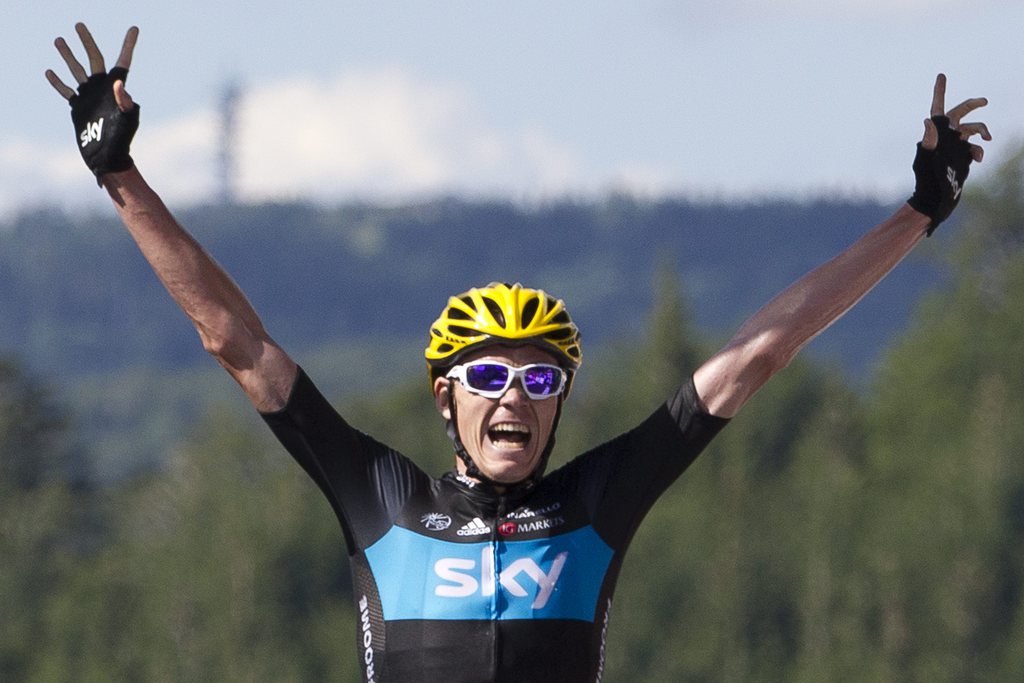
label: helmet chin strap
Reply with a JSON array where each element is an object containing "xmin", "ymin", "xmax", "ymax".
[{"xmin": 445, "ymin": 382, "xmax": 562, "ymax": 489}]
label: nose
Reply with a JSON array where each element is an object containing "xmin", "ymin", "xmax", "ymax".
[{"xmin": 498, "ymin": 380, "xmax": 530, "ymax": 406}]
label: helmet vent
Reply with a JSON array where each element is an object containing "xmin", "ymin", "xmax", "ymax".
[
  {"xmin": 448, "ymin": 308, "xmax": 473, "ymax": 321},
  {"xmin": 546, "ymin": 328, "xmax": 575, "ymax": 341},
  {"xmin": 482, "ymin": 297, "xmax": 506, "ymax": 327},
  {"xmin": 449, "ymin": 325, "xmax": 478, "ymax": 338},
  {"xmin": 521, "ymin": 298, "xmax": 539, "ymax": 327}
]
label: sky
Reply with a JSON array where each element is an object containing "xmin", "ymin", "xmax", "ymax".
[{"xmin": 2, "ymin": 0, "xmax": 1021, "ymax": 218}]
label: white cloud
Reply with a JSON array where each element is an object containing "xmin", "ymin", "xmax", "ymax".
[
  {"xmin": 232, "ymin": 68, "xmax": 590, "ymax": 202},
  {"xmin": 0, "ymin": 67, "xmax": 600, "ymax": 217},
  {"xmin": 519, "ymin": 129, "xmax": 582, "ymax": 193},
  {"xmin": 236, "ymin": 69, "xmax": 456, "ymax": 197},
  {"xmin": 0, "ymin": 140, "xmax": 99, "ymax": 217},
  {"xmin": 132, "ymin": 110, "xmax": 220, "ymax": 199},
  {"xmin": 0, "ymin": 113, "xmax": 220, "ymax": 219},
  {"xmin": 604, "ymin": 164, "xmax": 688, "ymax": 197},
  {"xmin": 5, "ymin": 67, "xmax": 752, "ymax": 217}
]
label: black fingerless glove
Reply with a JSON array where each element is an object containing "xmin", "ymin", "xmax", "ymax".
[
  {"xmin": 69, "ymin": 66, "xmax": 140, "ymax": 185},
  {"xmin": 907, "ymin": 115, "xmax": 973, "ymax": 236}
]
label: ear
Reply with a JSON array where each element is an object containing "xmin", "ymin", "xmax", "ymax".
[{"xmin": 433, "ymin": 377, "xmax": 453, "ymax": 420}]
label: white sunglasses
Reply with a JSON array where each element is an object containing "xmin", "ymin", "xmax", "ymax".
[{"xmin": 446, "ymin": 361, "xmax": 567, "ymax": 400}]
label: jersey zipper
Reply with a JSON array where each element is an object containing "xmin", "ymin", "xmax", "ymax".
[{"xmin": 491, "ymin": 492, "xmax": 508, "ymax": 680}]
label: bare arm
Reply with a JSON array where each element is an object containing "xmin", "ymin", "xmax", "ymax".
[
  {"xmin": 694, "ymin": 75, "xmax": 991, "ymax": 418},
  {"xmin": 48, "ymin": 24, "xmax": 296, "ymax": 411},
  {"xmin": 104, "ymin": 168, "xmax": 297, "ymax": 411},
  {"xmin": 694, "ymin": 205, "xmax": 926, "ymax": 417}
]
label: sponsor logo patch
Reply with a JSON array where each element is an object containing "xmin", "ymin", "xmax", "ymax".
[
  {"xmin": 365, "ymin": 525, "xmax": 615, "ymax": 621},
  {"xmin": 79, "ymin": 118, "xmax": 104, "ymax": 147},
  {"xmin": 421, "ymin": 513, "xmax": 452, "ymax": 531},
  {"xmin": 497, "ymin": 516, "xmax": 566, "ymax": 536},
  {"xmin": 457, "ymin": 517, "xmax": 490, "ymax": 536},
  {"xmin": 506, "ymin": 502, "xmax": 562, "ymax": 520}
]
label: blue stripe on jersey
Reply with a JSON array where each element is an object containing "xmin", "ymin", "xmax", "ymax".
[{"xmin": 365, "ymin": 525, "xmax": 614, "ymax": 622}]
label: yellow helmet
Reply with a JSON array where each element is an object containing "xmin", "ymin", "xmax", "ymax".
[{"xmin": 425, "ymin": 282, "xmax": 582, "ymax": 383}]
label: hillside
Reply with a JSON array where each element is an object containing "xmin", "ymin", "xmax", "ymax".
[{"xmin": 1, "ymin": 195, "xmax": 946, "ymax": 381}]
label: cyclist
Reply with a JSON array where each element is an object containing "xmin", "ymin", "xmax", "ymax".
[{"xmin": 47, "ymin": 23, "xmax": 989, "ymax": 683}]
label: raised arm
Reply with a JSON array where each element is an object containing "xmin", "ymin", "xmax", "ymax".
[
  {"xmin": 694, "ymin": 75, "xmax": 990, "ymax": 418},
  {"xmin": 46, "ymin": 24, "xmax": 297, "ymax": 411}
]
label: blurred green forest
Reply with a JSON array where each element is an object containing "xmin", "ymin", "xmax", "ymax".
[{"xmin": 3, "ymin": 146, "xmax": 1024, "ymax": 681}]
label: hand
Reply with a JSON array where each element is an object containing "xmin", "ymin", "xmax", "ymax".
[
  {"xmin": 908, "ymin": 74, "xmax": 991, "ymax": 235},
  {"xmin": 45, "ymin": 24, "xmax": 141, "ymax": 185}
]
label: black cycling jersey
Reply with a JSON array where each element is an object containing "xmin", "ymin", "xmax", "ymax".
[{"xmin": 262, "ymin": 369, "xmax": 728, "ymax": 682}]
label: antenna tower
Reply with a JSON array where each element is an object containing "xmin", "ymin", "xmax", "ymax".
[{"xmin": 217, "ymin": 81, "xmax": 242, "ymax": 204}]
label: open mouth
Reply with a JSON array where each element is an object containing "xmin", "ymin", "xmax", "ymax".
[{"xmin": 487, "ymin": 422, "xmax": 532, "ymax": 449}]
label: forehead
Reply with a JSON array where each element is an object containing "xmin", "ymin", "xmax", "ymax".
[{"xmin": 461, "ymin": 344, "xmax": 559, "ymax": 366}]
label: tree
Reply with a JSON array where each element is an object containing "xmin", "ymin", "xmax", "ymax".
[
  {"xmin": 0, "ymin": 358, "xmax": 96, "ymax": 681},
  {"xmin": 33, "ymin": 407, "xmax": 362, "ymax": 681},
  {"xmin": 860, "ymin": 142, "xmax": 1024, "ymax": 679}
]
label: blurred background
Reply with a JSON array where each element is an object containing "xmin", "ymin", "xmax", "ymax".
[
  {"xmin": 7, "ymin": 0, "xmax": 1023, "ymax": 215},
  {"xmin": 3, "ymin": 1, "xmax": 1024, "ymax": 680}
]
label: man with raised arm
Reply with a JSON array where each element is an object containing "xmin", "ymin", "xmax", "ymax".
[{"xmin": 48, "ymin": 23, "xmax": 989, "ymax": 683}]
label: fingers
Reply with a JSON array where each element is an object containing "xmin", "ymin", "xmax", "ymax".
[
  {"xmin": 114, "ymin": 26, "xmax": 140, "ymax": 71},
  {"xmin": 45, "ymin": 69, "xmax": 76, "ymax": 101},
  {"xmin": 958, "ymin": 121, "xmax": 992, "ymax": 142},
  {"xmin": 48, "ymin": 24, "xmax": 138, "ymax": 102},
  {"xmin": 946, "ymin": 97, "xmax": 988, "ymax": 127},
  {"xmin": 113, "ymin": 80, "xmax": 135, "ymax": 113},
  {"xmin": 929, "ymin": 73, "xmax": 947, "ymax": 118},
  {"xmin": 54, "ymin": 36, "xmax": 88, "ymax": 84},
  {"xmin": 922, "ymin": 74, "xmax": 991, "ymax": 160},
  {"xmin": 75, "ymin": 23, "xmax": 106, "ymax": 75},
  {"xmin": 921, "ymin": 118, "xmax": 938, "ymax": 150},
  {"xmin": 51, "ymin": 24, "xmax": 137, "ymax": 81}
]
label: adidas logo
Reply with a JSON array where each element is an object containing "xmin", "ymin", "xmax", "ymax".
[{"xmin": 456, "ymin": 517, "xmax": 490, "ymax": 536}]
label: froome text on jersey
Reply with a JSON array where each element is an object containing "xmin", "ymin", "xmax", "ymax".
[{"xmin": 358, "ymin": 595, "xmax": 377, "ymax": 682}]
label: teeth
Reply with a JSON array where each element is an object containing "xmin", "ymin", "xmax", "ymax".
[
  {"xmin": 488, "ymin": 423, "xmax": 531, "ymax": 449},
  {"xmin": 491, "ymin": 423, "xmax": 530, "ymax": 435}
]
